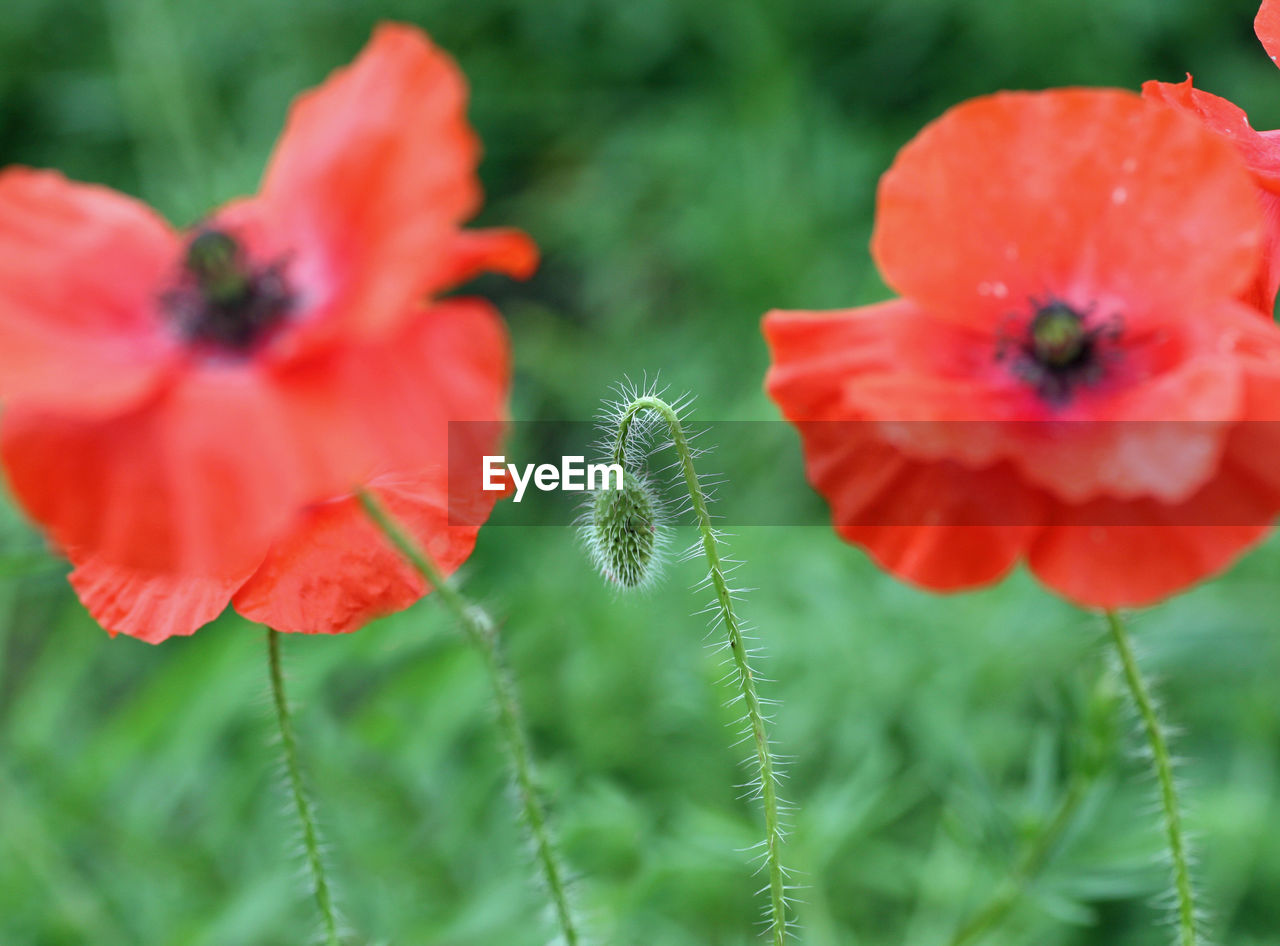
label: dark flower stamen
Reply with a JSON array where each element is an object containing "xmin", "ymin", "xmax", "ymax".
[
  {"xmin": 1030, "ymin": 302, "xmax": 1088, "ymax": 367},
  {"xmin": 164, "ymin": 229, "xmax": 292, "ymax": 354},
  {"xmin": 997, "ymin": 298, "xmax": 1121, "ymax": 404}
]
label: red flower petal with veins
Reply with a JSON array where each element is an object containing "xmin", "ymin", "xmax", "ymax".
[
  {"xmin": 233, "ymin": 472, "xmax": 474, "ymax": 635},
  {"xmin": 68, "ymin": 561, "xmax": 247, "ymax": 646},
  {"xmin": 256, "ymin": 24, "xmax": 508, "ymax": 347},
  {"xmin": 764, "ymin": 89, "xmax": 1280, "ymax": 608},
  {"xmin": 0, "ymin": 171, "xmax": 180, "ymax": 415},
  {"xmin": 872, "ymin": 91, "xmax": 1261, "ymax": 329},
  {"xmin": 1141, "ymin": 75, "xmax": 1280, "ymax": 314}
]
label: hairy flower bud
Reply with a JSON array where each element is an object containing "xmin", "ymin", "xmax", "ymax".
[{"xmin": 582, "ymin": 469, "xmax": 664, "ymax": 589}]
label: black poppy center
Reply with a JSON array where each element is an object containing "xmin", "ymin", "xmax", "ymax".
[
  {"xmin": 999, "ymin": 299, "xmax": 1120, "ymax": 404},
  {"xmin": 164, "ymin": 229, "xmax": 293, "ymax": 354}
]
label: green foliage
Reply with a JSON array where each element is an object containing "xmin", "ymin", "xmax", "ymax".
[{"xmin": 2, "ymin": 0, "xmax": 1280, "ymax": 943}]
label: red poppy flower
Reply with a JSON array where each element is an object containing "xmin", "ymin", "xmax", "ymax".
[
  {"xmin": 0, "ymin": 24, "xmax": 534, "ymax": 639},
  {"xmin": 764, "ymin": 89, "xmax": 1280, "ymax": 608}
]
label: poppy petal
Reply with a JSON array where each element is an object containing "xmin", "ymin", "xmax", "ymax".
[
  {"xmin": 872, "ymin": 90, "xmax": 1262, "ymax": 330},
  {"xmin": 1220, "ymin": 315, "xmax": 1280, "ymax": 489},
  {"xmin": 763, "ymin": 306, "xmax": 1042, "ymax": 590},
  {"xmin": 1259, "ymin": 0, "xmax": 1280, "ymax": 68},
  {"xmin": 427, "ymin": 227, "xmax": 540, "ymax": 287},
  {"xmin": 259, "ymin": 23, "xmax": 482, "ymax": 337},
  {"xmin": 1141, "ymin": 77, "xmax": 1280, "ymax": 189},
  {"xmin": 1141, "ymin": 78, "xmax": 1280, "ymax": 315},
  {"xmin": 0, "ymin": 366, "xmax": 314, "ymax": 577},
  {"xmin": 1027, "ymin": 450, "xmax": 1280, "ymax": 609},
  {"xmin": 68, "ymin": 556, "xmax": 243, "ymax": 643},
  {"xmin": 0, "ymin": 168, "xmax": 178, "ymax": 414},
  {"xmin": 809, "ymin": 425, "xmax": 1043, "ymax": 592},
  {"xmin": 233, "ymin": 471, "xmax": 487, "ymax": 634},
  {"xmin": 269, "ymin": 296, "xmax": 511, "ymax": 501},
  {"xmin": 1250, "ymin": 178, "xmax": 1280, "ymax": 316}
]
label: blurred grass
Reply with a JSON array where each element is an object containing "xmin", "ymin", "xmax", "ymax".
[{"xmin": 3, "ymin": 0, "xmax": 1280, "ymax": 943}]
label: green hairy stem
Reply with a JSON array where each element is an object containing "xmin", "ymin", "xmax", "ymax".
[
  {"xmin": 1106, "ymin": 610, "xmax": 1198, "ymax": 946},
  {"xmin": 611, "ymin": 394, "xmax": 790, "ymax": 945},
  {"xmin": 357, "ymin": 489, "xmax": 581, "ymax": 946},
  {"xmin": 266, "ymin": 629, "xmax": 343, "ymax": 946}
]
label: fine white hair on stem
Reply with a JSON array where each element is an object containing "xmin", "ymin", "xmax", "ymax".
[{"xmin": 1105, "ymin": 610, "xmax": 1203, "ymax": 946}]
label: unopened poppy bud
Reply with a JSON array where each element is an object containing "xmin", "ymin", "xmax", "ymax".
[{"xmin": 583, "ymin": 469, "xmax": 663, "ymax": 589}]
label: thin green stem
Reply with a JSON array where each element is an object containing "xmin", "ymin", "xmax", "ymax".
[
  {"xmin": 1106, "ymin": 610, "xmax": 1197, "ymax": 946},
  {"xmin": 266, "ymin": 629, "xmax": 342, "ymax": 946},
  {"xmin": 356, "ymin": 490, "xmax": 580, "ymax": 946},
  {"xmin": 613, "ymin": 395, "xmax": 788, "ymax": 946}
]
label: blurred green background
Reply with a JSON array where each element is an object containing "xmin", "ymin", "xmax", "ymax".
[{"xmin": 3, "ymin": 0, "xmax": 1280, "ymax": 943}]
